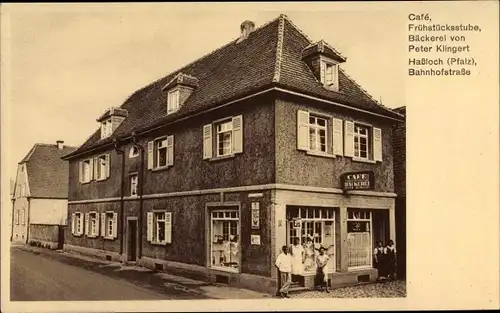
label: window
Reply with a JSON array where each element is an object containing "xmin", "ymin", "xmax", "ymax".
[
  {"xmin": 101, "ymin": 118, "xmax": 113, "ymax": 139},
  {"xmin": 129, "ymin": 146, "xmax": 139, "ymax": 158},
  {"xmin": 167, "ymin": 89, "xmax": 180, "ymax": 114},
  {"xmin": 347, "ymin": 209, "xmax": 372, "ymax": 269},
  {"xmin": 147, "ymin": 136, "xmax": 174, "ymax": 170},
  {"xmin": 203, "ymin": 115, "xmax": 243, "ymax": 160},
  {"xmin": 95, "ymin": 155, "xmax": 109, "ymax": 180},
  {"xmin": 216, "ymin": 120, "xmax": 233, "ymax": 157},
  {"xmin": 88, "ymin": 212, "xmax": 98, "ymax": 237},
  {"xmin": 286, "ymin": 206, "xmax": 336, "ymax": 273},
  {"xmin": 15, "ymin": 210, "xmax": 19, "ymax": 225},
  {"xmin": 156, "ymin": 138, "xmax": 168, "ymax": 168},
  {"xmin": 210, "ymin": 209, "xmax": 240, "ymax": 272},
  {"xmin": 20, "ymin": 209, "xmax": 25, "ymax": 225},
  {"xmin": 147, "ymin": 211, "xmax": 172, "ymax": 244},
  {"xmin": 73, "ymin": 212, "xmax": 83, "ymax": 235},
  {"xmin": 321, "ymin": 60, "xmax": 339, "ymax": 90},
  {"xmin": 81, "ymin": 159, "xmax": 92, "ymax": 183},
  {"xmin": 130, "ymin": 174, "xmax": 138, "ymax": 196},
  {"xmin": 106, "ymin": 212, "xmax": 114, "ymax": 237},
  {"xmin": 354, "ymin": 124, "xmax": 370, "ymax": 159},
  {"xmin": 308, "ymin": 115, "xmax": 327, "ymax": 153}
]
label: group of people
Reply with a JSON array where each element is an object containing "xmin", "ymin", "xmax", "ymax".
[
  {"xmin": 275, "ymin": 238, "xmax": 332, "ymax": 298},
  {"xmin": 373, "ymin": 239, "xmax": 397, "ymax": 280}
]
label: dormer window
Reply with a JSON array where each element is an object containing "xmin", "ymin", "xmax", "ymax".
[
  {"xmin": 321, "ymin": 59, "xmax": 339, "ymax": 91},
  {"xmin": 167, "ymin": 89, "xmax": 180, "ymax": 114},
  {"xmin": 101, "ymin": 118, "xmax": 113, "ymax": 139}
]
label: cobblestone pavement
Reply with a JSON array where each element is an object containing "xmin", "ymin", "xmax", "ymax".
[{"xmin": 290, "ymin": 280, "xmax": 406, "ymax": 298}]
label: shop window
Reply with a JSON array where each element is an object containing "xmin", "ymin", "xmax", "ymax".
[
  {"xmin": 210, "ymin": 209, "xmax": 240, "ymax": 272},
  {"xmin": 286, "ymin": 206, "xmax": 336, "ymax": 273},
  {"xmin": 347, "ymin": 209, "xmax": 372, "ymax": 269}
]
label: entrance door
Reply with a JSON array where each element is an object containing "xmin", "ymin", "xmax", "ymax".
[
  {"xmin": 57, "ymin": 225, "xmax": 65, "ymax": 250},
  {"xmin": 127, "ymin": 219, "xmax": 138, "ymax": 262}
]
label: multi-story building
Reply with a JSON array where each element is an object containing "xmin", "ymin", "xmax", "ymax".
[
  {"xmin": 11, "ymin": 141, "xmax": 76, "ymax": 248},
  {"xmin": 62, "ymin": 14, "xmax": 404, "ymax": 293}
]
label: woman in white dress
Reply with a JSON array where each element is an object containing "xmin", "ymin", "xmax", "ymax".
[{"xmin": 290, "ymin": 238, "xmax": 304, "ymax": 276}]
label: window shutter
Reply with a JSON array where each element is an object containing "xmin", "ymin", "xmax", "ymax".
[
  {"xmin": 297, "ymin": 110, "xmax": 309, "ymax": 151},
  {"xmin": 84, "ymin": 213, "xmax": 89, "ymax": 236},
  {"xmin": 165, "ymin": 212, "xmax": 172, "ymax": 244},
  {"xmin": 101, "ymin": 213, "xmax": 106, "ymax": 237},
  {"xmin": 112, "ymin": 213, "xmax": 118, "ymax": 238},
  {"xmin": 147, "ymin": 141, "xmax": 154, "ymax": 170},
  {"xmin": 320, "ymin": 61, "xmax": 326, "ymax": 84},
  {"xmin": 93, "ymin": 158, "xmax": 98, "ymax": 180},
  {"xmin": 89, "ymin": 159, "xmax": 94, "ymax": 181},
  {"xmin": 95, "ymin": 213, "xmax": 100, "ymax": 237},
  {"xmin": 78, "ymin": 161, "xmax": 83, "ymax": 183},
  {"xmin": 147, "ymin": 212, "xmax": 153, "ymax": 242},
  {"xmin": 332, "ymin": 118, "xmax": 344, "ymax": 156},
  {"xmin": 105, "ymin": 154, "xmax": 111, "ymax": 178},
  {"xmin": 344, "ymin": 121, "xmax": 355, "ymax": 157},
  {"xmin": 232, "ymin": 115, "xmax": 243, "ymax": 154},
  {"xmin": 373, "ymin": 127, "xmax": 383, "ymax": 162},
  {"xmin": 167, "ymin": 135, "xmax": 174, "ymax": 166},
  {"xmin": 71, "ymin": 213, "xmax": 76, "ymax": 235},
  {"xmin": 203, "ymin": 124, "xmax": 213, "ymax": 160}
]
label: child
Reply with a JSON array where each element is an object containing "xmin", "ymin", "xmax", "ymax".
[
  {"xmin": 316, "ymin": 247, "xmax": 330, "ymax": 292},
  {"xmin": 275, "ymin": 245, "xmax": 292, "ymax": 298},
  {"xmin": 373, "ymin": 240, "xmax": 386, "ymax": 280},
  {"xmin": 384, "ymin": 239, "xmax": 397, "ymax": 280}
]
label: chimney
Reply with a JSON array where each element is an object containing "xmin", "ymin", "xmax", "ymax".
[
  {"xmin": 237, "ymin": 20, "xmax": 255, "ymax": 43},
  {"xmin": 56, "ymin": 140, "xmax": 64, "ymax": 150}
]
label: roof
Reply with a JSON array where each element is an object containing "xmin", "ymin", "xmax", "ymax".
[
  {"xmin": 393, "ymin": 106, "xmax": 406, "ymax": 116},
  {"xmin": 64, "ymin": 14, "xmax": 402, "ymax": 160},
  {"xmin": 19, "ymin": 143, "xmax": 77, "ymax": 198}
]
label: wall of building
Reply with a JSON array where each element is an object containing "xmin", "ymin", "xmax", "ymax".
[
  {"xmin": 275, "ymin": 94, "xmax": 396, "ymax": 192},
  {"xmin": 12, "ymin": 164, "xmax": 29, "ymax": 242},
  {"xmin": 30, "ymin": 199, "xmax": 68, "ymax": 225},
  {"xmin": 28, "ymin": 224, "xmax": 62, "ymax": 249},
  {"xmin": 67, "ymin": 94, "xmax": 276, "ymax": 201}
]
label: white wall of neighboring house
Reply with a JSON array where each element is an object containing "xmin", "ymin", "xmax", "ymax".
[
  {"xmin": 12, "ymin": 163, "xmax": 30, "ymax": 243},
  {"xmin": 30, "ymin": 199, "xmax": 68, "ymax": 225}
]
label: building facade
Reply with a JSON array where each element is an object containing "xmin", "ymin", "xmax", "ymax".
[
  {"xmin": 11, "ymin": 141, "xmax": 76, "ymax": 249},
  {"xmin": 62, "ymin": 15, "xmax": 404, "ymax": 293}
]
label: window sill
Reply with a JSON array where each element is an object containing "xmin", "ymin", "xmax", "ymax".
[
  {"xmin": 81, "ymin": 181, "xmax": 92, "ymax": 185},
  {"xmin": 96, "ymin": 177, "xmax": 109, "ymax": 182},
  {"xmin": 305, "ymin": 150, "xmax": 336, "ymax": 159},
  {"xmin": 150, "ymin": 241, "xmax": 168, "ymax": 246},
  {"xmin": 86, "ymin": 234, "xmax": 99, "ymax": 238},
  {"xmin": 73, "ymin": 233, "xmax": 84, "ymax": 237},
  {"xmin": 103, "ymin": 236, "xmax": 115, "ymax": 240},
  {"xmin": 208, "ymin": 154, "xmax": 235, "ymax": 162},
  {"xmin": 351, "ymin": 157, "xmax": 377, "ymax": 164},
  {"xmin": 151, "ymin": 165, "xmax": 172, "ymax": 172}
]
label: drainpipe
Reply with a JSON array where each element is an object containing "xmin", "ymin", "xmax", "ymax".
[
  {"xmin": 113, "ymin": 138, "xmax": 125, "ymax": 258},
  {"xmin": 131, "ymin": 132, "xmax": 145, "ymax": 260},
  {"xmin": 26, "ymin": 198, "xmax": 31, "ymax": 244}
]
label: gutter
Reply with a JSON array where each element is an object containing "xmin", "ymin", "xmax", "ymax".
[{"xmin": 63, "ymin": 85, "xmax": 403, "ymax": 160}]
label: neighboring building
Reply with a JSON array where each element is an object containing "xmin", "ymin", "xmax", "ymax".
[
  {"xmin": 11, "ymin": 141, "xmax": 77, "ymax": 249},
  {"xmin": 392, "ymin": 106, "xmax": 406, "ymax": 279},
  {"xmin": 62, "ymin": 15, "xmax": 404, "ymax": 293}
]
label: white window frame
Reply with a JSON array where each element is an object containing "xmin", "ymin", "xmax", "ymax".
[
  {"xmin": 15, "ymin": 210, "xmax": 19, "ymax": 225},
  {"xmin": 287, "ymin": 207, "xmax": 336, "ymax": 273},
  {"xmin": 88, "ymin": 211, "xmax": 98, "ymax": 237},
  {"xmin": 154, "ymin": 137, "xmax": 169, "ymax": 169},
  {"xmin": 130, "ymin": 174, "xmax": 138, "ymax": 197},
  {"xmin": 20, "ymin": 209, "xmax": 25, "ymax": 225},
  {"xmin": 215, "ymin": 120, "xmax": 233, "ymax": 157},
  {"xmin": 153, "ymin": 211, "xmax": 167, "ymax": 244},
  {"xmin": 308, "ymin": 115, "xmax": 328, "ymax": 153},
  {"xmin": 167, "ymin": 89, "xmax": 180, "ymax": 114},
  {"xmin": 95, "ymin": 154, "xmax": 108, "ymax": 181},
  {"xmin": 320, "ymin": 57, "xmax": 339, "ymax": 91},
  {"xmin": 82, "ymin": 159, "xmax": 92, "ymax": 183},
  {"xmin": 101, "ymin": 118, "xmax": 113, "ymax": 139},
  {"xmin": 75, "ymin": 212, "xmax": 83, "ymax": 236},
  {"xmin": 105, "ymin": 212, "xmax": 114, "ymax": 238},
  {"xmin": 354, "ymin": 123, "xmax": 370, "ymax": 160},
  {"xmin": 210, "ymin": 209, "xmax": 240, "ymax": 273},
  {"xmin": 347, "ymin": 209, "xmax": 373, "ymax": 270}
]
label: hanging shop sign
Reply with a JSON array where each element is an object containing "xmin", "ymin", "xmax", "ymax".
[
  {"xmin": 251, "ymin": 202, "xmax": 260, "ymax": 230},
  {"xmin": 341, "ymin": 171, "xmax": 375, "ymax": 191},
  {"xmin": 292, "ymin": 218, "xmax": 302, "ymax": 229},
  {"xmin": 347, "ymin": 221, "xmax": 371, "ymax": 233}
]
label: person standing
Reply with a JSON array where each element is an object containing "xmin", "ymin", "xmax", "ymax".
[
  {"xmin": 275, "ymin": 245, "xmax": 292, "ymax": 298},
  {"xmin": 373, "ymin": 240, "xmax": 386, "ymax": 280},
  {"xmin": 316, "ymin": 247, "xmax": 330, "ymax": 292},
  {"xmin": 384, "ymin": 239, "xmax": 397, "ymax": 280},
  {"xmin": 291, "ymin": 238, "xmax": 304, "ymax": 278}
]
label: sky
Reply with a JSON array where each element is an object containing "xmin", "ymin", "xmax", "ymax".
[{"xmin": 2, "ymin": 3, "xmax": 406, "ymax": 180}]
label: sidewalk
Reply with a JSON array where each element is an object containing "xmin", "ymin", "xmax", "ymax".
[{"xmin": 11, "ymin": 244, "xmax": 271, "ymax": 300}]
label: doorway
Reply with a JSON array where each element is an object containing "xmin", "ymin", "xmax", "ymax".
[
  {"xmin": 127, "ymin": 218, "xmax": 138, "ymax": 262},
  {"xmin": 57, "ymin": 225, "xmax": 65, "ymax": 250}
]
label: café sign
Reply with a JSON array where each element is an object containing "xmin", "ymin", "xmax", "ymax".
[{"xmin": 341, "ymin": 171, "xmax": 375, "ymax": 191}]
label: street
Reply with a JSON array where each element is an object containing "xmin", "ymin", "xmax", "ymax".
[{"xmin": 10, "ymin": 245, "xmax": 269, "ymax": 301}]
